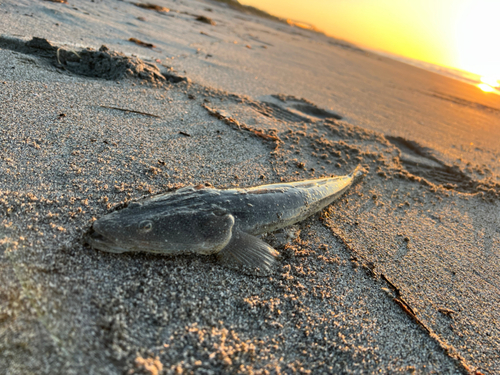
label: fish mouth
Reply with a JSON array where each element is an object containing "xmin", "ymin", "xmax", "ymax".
[{"xmin": 85, "ymin": 229, "xmax": 129, "ymax": 253}]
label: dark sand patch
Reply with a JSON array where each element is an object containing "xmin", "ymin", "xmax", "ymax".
[
  {"xmin": 0, "ymin": 36, "xmax": 173, "ymax": 85},
  {"xmin": 133, "ymin": 2, "xmax": 170, "ymax": 13},
  {"xmin": 128, "ymin": 37, "xmax": 156, "ymax": 49},
  {"xmin": 195, "ymin": 15, "xmax": 216, "ymax": 25}
]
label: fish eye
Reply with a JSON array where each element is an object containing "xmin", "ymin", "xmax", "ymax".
[{"xmin": 139, "ymin": 220, "xmax": 153, "ymax": 232}]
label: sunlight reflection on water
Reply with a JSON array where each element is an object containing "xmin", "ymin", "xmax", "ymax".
[
  {"xmin": 477, "ymin": 76, "xmax": 499, "ymax": 93},
  {"xmin": 480, "ymin": 76, "xmax": 500, "ymax": 87},
  {"xmin": 478, "ymin": 83, "xmax": 496, "ymax": 93}
]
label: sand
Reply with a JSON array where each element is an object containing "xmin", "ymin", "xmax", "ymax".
[{"xmin": 0, "ymin": 0, "xmax": 499, "ymax": 374}]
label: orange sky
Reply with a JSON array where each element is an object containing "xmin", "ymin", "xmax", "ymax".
[{"xmin": 240, "ymin": 0, "xmax": 500, "ymax": 81}]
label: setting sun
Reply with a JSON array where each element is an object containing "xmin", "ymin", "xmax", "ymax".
[{"xmin": 455, "ymin": 0, "xmax": 500, "ymax": 78}]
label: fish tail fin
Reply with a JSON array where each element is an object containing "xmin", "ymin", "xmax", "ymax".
[
  {"xmin": 217, "ymin": 230, "xmax": 278, "ymax": 276},
  {"xmin": 350, "ymin": 165, "xmax": 366, "ymax": 181}
]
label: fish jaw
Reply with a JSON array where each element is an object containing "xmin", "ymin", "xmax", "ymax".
[{"xmin": 86, "ymin": 230, "xmax": 131, "ymax": 253}]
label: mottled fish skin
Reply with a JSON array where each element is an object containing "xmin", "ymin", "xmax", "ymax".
[{"xmin": 87, "ymin": 166, "xmax": 365, "ymax": 274}]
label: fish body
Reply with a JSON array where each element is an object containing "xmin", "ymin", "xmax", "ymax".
[{"xmin": 88, "ymin": 166, "xmax": 365, "ymax": 273}]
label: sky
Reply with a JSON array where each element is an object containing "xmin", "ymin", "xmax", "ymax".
[{"xmin": 239, "ymin": 0, "xmax": 500, "ymax": 82}]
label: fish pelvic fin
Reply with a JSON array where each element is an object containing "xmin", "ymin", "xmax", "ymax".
[{"xmin": 217, "ymin": 230, "xmax": 278, "ymax": 276}]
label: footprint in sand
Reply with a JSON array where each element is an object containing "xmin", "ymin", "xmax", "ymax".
[
  {"xmin": 386, "ymin": 135, "xmax": 480, "ymax": 193},
  {"xmin": 250, "ymin": 94, "xmax": 342, "ymax": 123}
]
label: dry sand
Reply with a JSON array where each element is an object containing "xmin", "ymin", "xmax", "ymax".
[{"xmin": 0, "ymin": 0, "xmax": 499, "ymax": 374}]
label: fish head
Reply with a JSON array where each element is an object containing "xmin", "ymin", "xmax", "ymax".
[{"xmin": 87, "ymin": 201, "xmax": 235, "ymax": 255}]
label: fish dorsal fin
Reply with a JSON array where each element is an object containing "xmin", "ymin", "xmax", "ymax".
[{"xmin": 217, "ymin": 230, "xmax": 278, "ymax": 275}]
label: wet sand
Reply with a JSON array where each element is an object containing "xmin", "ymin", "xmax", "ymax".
[{"xmin": 1, "ymin": 0, "xmax": 499, "ymax": 374}]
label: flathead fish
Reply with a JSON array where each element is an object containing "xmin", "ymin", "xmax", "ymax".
[{"xmin": 87, "ymin": 166, "xmax": 365, "ymax": 273}]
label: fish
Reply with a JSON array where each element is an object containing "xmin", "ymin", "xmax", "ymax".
[{"xmin": 87, "ymin": 166, "xmax": 365, "ymax": 274}]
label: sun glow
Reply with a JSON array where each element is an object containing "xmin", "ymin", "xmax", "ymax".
[{"xmin": 455, "ymin": 0, "xmax": 500, "ymax": 78}]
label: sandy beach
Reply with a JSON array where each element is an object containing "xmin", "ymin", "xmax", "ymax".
[{"xmin": 1, "ymin": 0, "xmax": 499, "ymax": 374}]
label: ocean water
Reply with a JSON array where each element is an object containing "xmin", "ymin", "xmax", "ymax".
[{"xmin": 371, "ymin": 50, "xmax": 500, "ymax": 94}]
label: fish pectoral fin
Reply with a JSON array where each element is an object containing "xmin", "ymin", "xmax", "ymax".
[{"xmin": 217, "ymin": 230, "xmax": 278, "ymax": 275}]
